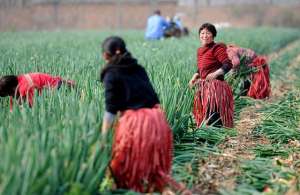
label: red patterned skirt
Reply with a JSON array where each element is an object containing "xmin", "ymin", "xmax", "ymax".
[
  {"xmin": 110, "ymin": 105, "xmax": 180, "ymax": 193},
  {"xmin": 193, "ymin": 80, "xmax": 234, "ymax": 128}
]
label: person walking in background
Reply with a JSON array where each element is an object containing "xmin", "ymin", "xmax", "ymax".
[
  {"xmin": 227, "ymin": 44, "xmax": 271, "ymax": 99},
  {"xmin": 189, "ymin": 23, "xmax": 234, "ymax": 128},
  {"xmin": 0, "ymin": 73, "xmax": 74, "ymax": 110},
  {"xmin": 100, "ymin": 36, "xmax": 190, "ymax": 194},
  {"xmin": 145, "ymin": 9, "xmax": 169, "ymax": 40}
]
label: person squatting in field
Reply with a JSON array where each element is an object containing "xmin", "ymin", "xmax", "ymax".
[
  {"xmin": 163, "ymin": 15, "xmax": 189, "ymax": 38},
  {"xmin": 226, "ymin": 44, "xmax": 271, "ymax": 99},
  {"xmin": 0, "ymin": 73, "xmax": 75, "ymax": 110},
  {"xmin": 145, "ymin": 9, "xmax": 169, "ymax": 40},
  {"xmin": 100, "ymin": 36, "xmax": 191, "ymax": 194},
  {"xmin": 189, "ymin": 23, "xmax": 234, "ymax": 128}
]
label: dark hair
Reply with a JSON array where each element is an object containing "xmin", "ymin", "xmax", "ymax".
[
  {"xmin": 102, "ymin": 36, "xmax": 127, "ymax": 56},
  {"xmin": 100, "ymin": 36, "xmax": 138, "ymax": 81},
  {"xmin": 102, "ymin": 36, "xmax": 129, "ymax": 65},
  {"xmin": 0, "ymin": 75, "xmax": 18, "ymax": 97},
  {"xmin": 198, "ymin": 23, "xmax": 217, "ymax": 37},
  {"xmin": 154, "ymin": 9, "xmax": 161, "ymax": 15}
]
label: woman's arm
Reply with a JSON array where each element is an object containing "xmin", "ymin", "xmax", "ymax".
[
  {"xmin": 61, "ymin": 79, "xmax": 75, "ymax": 88},
  {"xmin": 206, "ymin": 44, "xmax": 232, "ymax": 80},
  {"xmin": 101, "ymin": 111, "xmax": 116, "ymax": 135},
  {"xmin": 206, "ymin": 68, "xmax": 224, "ymax": 81},
  {"xmin": 190, "ymin": 49, "xmax": 202, "ymax": 87},
  {"xmin": 101, "ymin": 72, "xmax": 121, "ymax": 135},
  {"xmin": 189, "ymin": 72, "xmax": 200, "ymax": 88}
]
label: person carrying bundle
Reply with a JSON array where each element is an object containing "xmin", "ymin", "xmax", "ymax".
[
  {"xmin": 0, "ymin": 72, "xmax": 74, "ymax": 110},
  {"xmin": 189, "ymin": 23, "xmax": 234, "ymax": 128},
  {"xmin": 226, "ymin": 44, "xmax": 271, "ymax": 99},
  {"xmin": 100, "ymin": 36, "xmax": 191, "ymax": 194}
]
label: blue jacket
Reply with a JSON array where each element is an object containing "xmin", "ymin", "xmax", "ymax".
[{"xmin": 145, "ymin": 14, "xmax": 168, "ymax": 40}]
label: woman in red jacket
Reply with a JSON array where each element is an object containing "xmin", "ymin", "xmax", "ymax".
[
  {"xmin": 100, "ymin": 36, "xmax": 190, "ymax": 194},
  {"xmin": 0, "ymin": 73, "xmax": 74, "ymax": 110},
  {"xmin": 189, "ymin": 23, "xmax": 234, "ymax": 128}
]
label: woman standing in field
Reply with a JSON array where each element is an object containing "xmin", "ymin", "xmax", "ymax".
[
  {"xmin": 100, "ymin": 36, "xmax": 190, "ymax": 194},
  {"xmin": 189, "ymin": 23, "xmax": 234, "ymax": 128},
  {"xmin": 227, "ymin": 44, "xmax": 271, "ymax": 99},
  {"xmin": 0, "ymin": 73, "xmax": 74, "ymax": 110}
]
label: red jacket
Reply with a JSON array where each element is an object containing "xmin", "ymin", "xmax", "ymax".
[
  {"xmin": 10, "ymin": 73, "xmax": 62, "ymax": 109},
  {"xmin": 197, "ymin": 42, "xmax": 232, "ymax": 79}
]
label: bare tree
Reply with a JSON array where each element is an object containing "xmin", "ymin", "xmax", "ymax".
[
  {"xmin": 53, "ymin": 0, "xmax": 60, "ymax": 28},
  {"xmin": 150, "ymin": 0, "xmax": 158, "ymax": 13},
  {"xmin": 206, "ymin": 0, "xmax": 210, "ymax": 6},
  {"xmin": 193, "ymin": 0, "xmax": 199, "ymax": 25},
  {"xmin": 116, "ymin": 0, "xmax": 122, "ymax": 29}
]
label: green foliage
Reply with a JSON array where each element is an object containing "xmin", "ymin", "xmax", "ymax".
[
  {"xmin": 253, "ymin": 144, "xmax": 290, "ymax": 158},
  {"xmin": 238, "ymin": 158, "xmax": 296, "ymax": 192},
  {"xmin": 1, "ymin": 27, "xmax": 300, "ymax": 194},
  {"xmin": 255, "ymin": 92, "xmax": 300, "ymax": 143}
]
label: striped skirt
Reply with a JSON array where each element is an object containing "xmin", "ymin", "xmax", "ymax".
[
  {"xmin": 110, "ymin": 105, "xmax": 181, "ymax": 193},
  {"xmin": 193, "ymin": 80, "xmax": 234, "ymax": 128}
]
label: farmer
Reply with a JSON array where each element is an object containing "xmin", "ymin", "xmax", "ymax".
[
  {"xmin": 100, "ymin": 36, "xmax": 190, "ymax": 194},
  {"xmin": 227, "ymin": 44, "xmax": 271, "ymax": 99},
  {"xmin": 0, "ymin": 73, "xmax": 75, "ymax": 110},
  {"xmin": 145, "ymin": 9, "xmax": 169, "ymax": 40},
  {"xmin": 163, "ymin": 15, "xmax": 189, "ymax": 38},
  {"xmin": 189, "ymin": 23, "xmax": 234, "ymax": 128}
]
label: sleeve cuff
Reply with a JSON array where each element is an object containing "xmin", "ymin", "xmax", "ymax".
[
  {"xmin": 103, "ymin": 111, "xmax": 116, "ymax": 124},
  {"xmin": 221, "ymin": 63, "xmax": 231, "ymax": 74}
]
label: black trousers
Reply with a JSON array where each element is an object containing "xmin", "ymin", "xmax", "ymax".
[
  {"xmin": 240, "ymin": 79, "xmax": 251, "ymax": 96},
  {"xmin": 206, "ymin": 105, "xmax": 223, "ymax": 127}
]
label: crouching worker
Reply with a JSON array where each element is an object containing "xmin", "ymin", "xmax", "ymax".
[
  {"xmin": 227, "ymin": 44, "xmax": 271, "ymax": 99},
  {"xmin": 100, "ymin": 36, "xmax": 191, "ymax": 195},
  {"xmin": 0, "ymin": 73, "xmax": 75, "ymax": 110}
]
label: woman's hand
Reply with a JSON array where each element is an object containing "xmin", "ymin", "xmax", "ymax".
[
  {"xmin": 101, "ymin": 120, "xmax": 111, "ymax": 136},
  {"xmin": 206, "ymin": 68, "xmax": 224, "ymax": 81},
  {"xmin": 62, "ymin": 79, "xmax": 75, "ymax": 88},
  {"xmin": 188, "ymin": 73, "xmax": 200, "ymax": 88},
  {"xmin": 101, "ymin": 111, "xmax": 116, "ymax": 136}
]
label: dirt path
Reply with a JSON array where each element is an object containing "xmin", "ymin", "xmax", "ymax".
[
  {"xmin": 269, "ymin": 39, "xmax": 300, "ymax": 99},
  {"xmin": 191, "ymin": 40, "xmax": 300, "ymax": 194},
  {"xmin": 192, "ymin": 102, "xmax": 269, "ymax": 194},
  {"xmin": 272, "ymin": 52, "xmax": 300, "ymax": 99},
  {"xmin": 268, "ymin": 40, "xmax": 300, "ymax": 62}
]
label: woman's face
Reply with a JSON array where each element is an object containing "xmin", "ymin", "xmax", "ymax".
[
  {"xmin": 199, "ymin": 28, "xmax": 214, "ymax": 46},
  {"xmin": 102, "ymin": 52, "xmax": 111, "ymax": 63}
]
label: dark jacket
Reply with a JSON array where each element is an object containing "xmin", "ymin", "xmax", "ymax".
[{"xmin": 101, "ymin": 53, "xmax": 159, "ymax": 114}]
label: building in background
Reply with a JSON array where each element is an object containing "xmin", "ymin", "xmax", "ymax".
[{"xmin": 0, "ymin": 0, "xmax": 300, "ymax": 31}]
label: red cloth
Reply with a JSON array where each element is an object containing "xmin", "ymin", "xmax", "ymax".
[
  {"xmin": 226, "ymin": 45, "xmax": 270, "ymax": 99},
  {"xmin": 197, "ymin": 42, "xmax": 232, "ymax": 79},
  {"xmin": 247, "ymin": 56, "xmax": 271, "ymax": 99},
  {"xmin": 226, "ymin": 44, "xmax": 257, "ymax": 69},
  {"xmin": 193, "ymin": 80, "xmax": 234, "ymax": 128},
  {"xmin": 110, "ymin": 105, "xmax": 181, "ymax": 193},
  {"xmin": 10, "ymin": 73, "xmax": 62, "ymax": 109}
]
